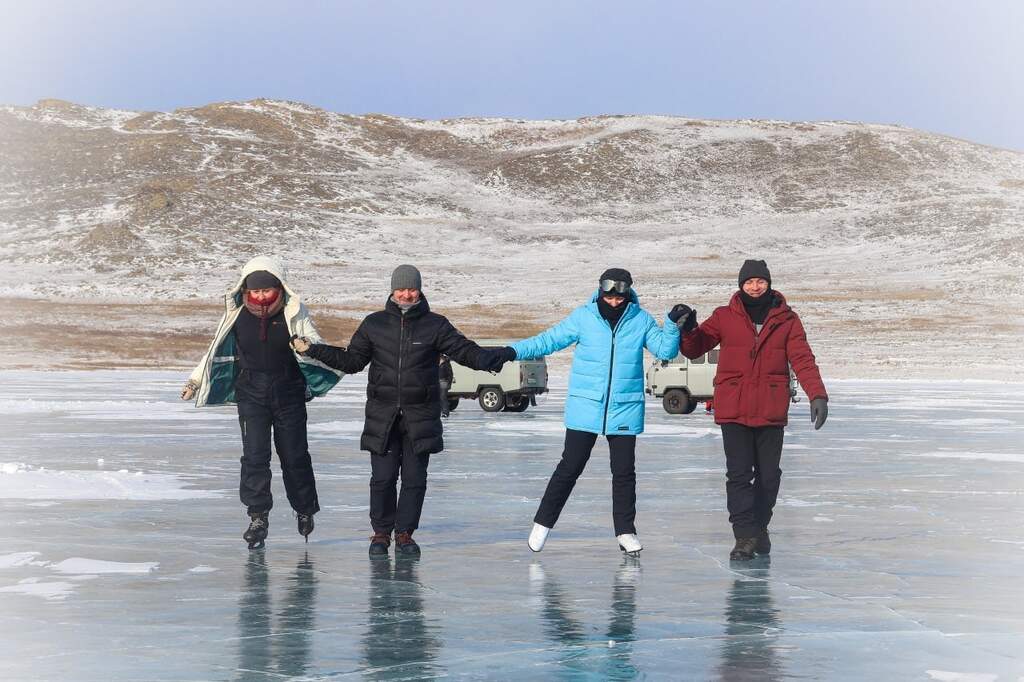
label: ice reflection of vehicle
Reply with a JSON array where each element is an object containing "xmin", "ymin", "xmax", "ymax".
[
  {"xmin": 646, "ymin": 350, "xmax": 799, "ymax": 415},
  {"xmin": 449, "ymin": 347, "xmax": 548, "ymax": 413}
]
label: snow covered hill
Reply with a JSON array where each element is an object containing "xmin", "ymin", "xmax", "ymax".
[{"xmin": 1, "ymin": 98, "xmax": 1022, "ymax": 378}]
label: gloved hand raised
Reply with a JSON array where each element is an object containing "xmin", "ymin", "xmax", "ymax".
[
  {"xmin": 180, "ymin": 381, "xmax": 199, "ymax": 401},
  {"xmin": 668, "ymin": 304, "xmax": 697, "ymax": 332},
  {"xmin": 484, "ymin": 346, "xmax": 517, "ymax": 372},
  {"xmin": 290, "ymin": 335, "xmax": 312, "ymax": 355},
  {"xmin": 810, "ymin": 397, "xmax": 828, "ymax": 430}
]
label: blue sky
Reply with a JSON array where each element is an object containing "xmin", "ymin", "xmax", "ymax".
[{"xmin": 2, "ymin": 1, "xmax": 1022, "ymax": 150}]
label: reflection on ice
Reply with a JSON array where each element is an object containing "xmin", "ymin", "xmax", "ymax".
[
  {"xmin": 361, "ymin": 558, "xmax": 443, "ymax": 680},
  {"xmin": 1, "ymin": 370, "xmax": 1023, "ymax": 679}
]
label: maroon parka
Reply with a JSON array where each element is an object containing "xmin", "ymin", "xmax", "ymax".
[{"xmin": 680, "ymin": 291, "xmax": 827, "ymax": 427}]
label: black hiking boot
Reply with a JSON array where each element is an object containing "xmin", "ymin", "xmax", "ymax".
[
  {"xmin": 243, "ymin": 511, "xmax": 269, "ymax": 550},
  {"xmin": 395, "ymin": 531, "xmax": 421, "ymax": 557},
  {"xmin": 755, "ymin": 528, "xmax": 771, "ymax": 555},
  {"xmin": 369, "ymin": 531, "xmax": 391, "ymax": 558},
  {"xmin": 730, "ymin": 537, "xmax": 758, "ymax": 561},
  {"xmin": 297, "ymin": 513, "xmax": 314, "ymax": 542}
]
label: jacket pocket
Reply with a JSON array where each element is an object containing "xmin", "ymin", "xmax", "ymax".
[
  {"xmin": 760, "ymin": 376, "xmax": 790, "ymax": 422},
  {"xmin": 567, "ymin": 386, "xmax": 604, "ymax": 402},
  {"xmin": 713, "ymin": 378, "xmax": 742, "ymax": 420},
  {"xmin": 613, "ymin": 391, "xmax": 645, "ymax": 404}
]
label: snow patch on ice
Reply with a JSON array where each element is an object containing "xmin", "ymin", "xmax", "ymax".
[
  {"xmin": 0, "ymin": 462, "xmax": 221, "ymax": 500},
  {"xmin": 0, "ymin": 578, "xmax": 75, "ymax": 601},
  {"xmin": 0, "ymin": 552, "xmax": 42, "ymax": 568},
  {"xmin": 50, "ymin": 558, "xmax": 158, "ymax": 575},
  {"xmin": 188, "ymin": 565, "xmax": 218, "ymax": 573},
  {"xmin": 911, "ymin": 451, "xmax": 1024, "ymax": 464},
  {"xmin": 925, "ymin": 671, "xmax": 997, "ymax": 682}
]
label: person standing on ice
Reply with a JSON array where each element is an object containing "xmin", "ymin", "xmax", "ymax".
[
  {"xmin": 290, "ymin": 265, "xmax": 511, "ymax": 557},
  {"xmin": 674, "ymin": 259, "xmax": 828, "ymax": 561},
  {"xmin": 180, "ymin": 256, "xmax": 341, "ymax": 549},
  {"xmin": 503, "ymin": 268, "xmax": 685, "ymax": 557}
]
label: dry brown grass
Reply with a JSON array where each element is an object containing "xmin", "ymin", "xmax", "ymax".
[{"xmin": 0, "ymin": 298, "xmax": 551, "ymax": 371}]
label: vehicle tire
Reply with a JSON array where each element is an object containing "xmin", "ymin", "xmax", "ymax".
[
  {"xmin": 663, "ymin": 389, "xmax": 691, "ymax": 415},
  {"xmin": 447, "ymin": 398, "xmax": 460, "ymax": 412},
  {"xmin": 504, "ymin": 395, "xmax": 529, "ymax": 412},
  {"xmin": 478, "ymin": 387, "xmax": 505, "ymax": 412}
]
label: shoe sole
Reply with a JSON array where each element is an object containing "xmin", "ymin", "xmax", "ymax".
[{"xmin": 618, "ymin": 545, "xmax": 642, "ymax": 557}]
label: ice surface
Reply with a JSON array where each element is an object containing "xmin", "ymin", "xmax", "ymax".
[{"xmin": 1, "ymin": 370, "xmax": 1023, "ymax": 679}]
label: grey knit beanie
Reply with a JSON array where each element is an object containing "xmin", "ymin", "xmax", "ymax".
[
  {"xmin": 738, "ymin": 259, "xmax": 771, "ymax": 288},
  {"xmin": 390, "ymin": 264, "xmax": 422, "ymax": 291}
]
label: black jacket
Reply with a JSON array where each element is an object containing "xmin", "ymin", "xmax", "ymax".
[{"xmin": 306, "ymin": 296, "xmax": 493, "ymax": 455}]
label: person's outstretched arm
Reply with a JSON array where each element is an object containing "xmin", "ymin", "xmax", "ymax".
[
  {"xmin": 510, "ymin": 310, "xmax": 581, "ymax": 361},
  {"xmin": 679, "ymin": 308, "xmax": 721, "ymax": 359},
  {"xmin": 642, "ymin": 309, "xmax": 681, "ymax": 360},
  {"xmin": 299, "ymin": 320, "xmax": 373, "ymax": 374},
  {"xmin": 434, "ymin": 319, "xmax": 501, "ymax": 371}
]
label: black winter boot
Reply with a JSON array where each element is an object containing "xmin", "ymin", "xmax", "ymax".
[
  {"xmin": 244, "ymin": 511, "xmax": 269, "ymax": 549},
  {"xmin": 730, "ymin": 537, "xmax": 758, "ymax": 561},
  {"xmin": 297, "ymin": 513, "xmax": 314, "ymax": 542},
  {"xmin": 755, "ymin": 528, "xmax": 771, "ymax": 555}
]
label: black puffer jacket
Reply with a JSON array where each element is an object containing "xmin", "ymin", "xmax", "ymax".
[{"xmin": 306, "ymin": 297, "xmax": 493, "ymax": 455}]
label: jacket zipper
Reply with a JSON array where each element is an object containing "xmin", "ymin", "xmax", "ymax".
[
  {"xmin": 601, "ymin": 306, "xmax": 626, "ymax": 435},
  {"xmin": 397, "ymin": 315, "xmax": 406, "ymax": 410}
]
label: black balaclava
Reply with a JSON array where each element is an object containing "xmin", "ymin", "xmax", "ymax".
[
  {"xmin": 597, "ymin": 268, "xmax": 632, "ymax": 327},
  {"xmin": 737, "ymin": 259, "xmax": 773, "ymax": 325}
]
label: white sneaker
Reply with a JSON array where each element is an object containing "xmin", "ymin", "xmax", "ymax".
[
  {"xmin": 528, "ymin": 523, "xmax": 551, "ymax": 552},
  {"xmin": 617, "ymin": 533, "xmax": 643, "ymax": 556}
]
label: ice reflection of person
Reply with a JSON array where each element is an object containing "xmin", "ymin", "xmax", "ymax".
[
  {"xmin": 530, "ymin": 560, "xmax": 641, "ymax": 679},
  {"xmin": 275, "ymin": 553, "xmax": 318, "ymax": 679},
  {"xmin": 715, "ymin": 572, "xmax": 783, "ymax": 682},
  {"xmin": 235, "ymin": 553, "xmax": 272, "ymax": 680},
  {"xmin": 234, "ymin": 553, "xmax": 319, "ymax": 680},
  {"xmin": 360, "ymin": 558, "xmax": 443, "ymax": 679}
]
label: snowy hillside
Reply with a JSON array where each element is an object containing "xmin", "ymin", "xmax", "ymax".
[{"xmin": 1, "ymin": 98, "xmax": 1022, "ymax": 378}]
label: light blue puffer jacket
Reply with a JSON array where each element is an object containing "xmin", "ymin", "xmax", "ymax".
[{"xmin": 511, "ymin": 290, "xmax": 680, "ymax": 435}]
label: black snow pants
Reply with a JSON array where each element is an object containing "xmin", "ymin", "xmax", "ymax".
[
  {"xmin": 720, "ymin": 423, "xmax": 784, "ymax": 539},
  {"xmin": 534, "ymin": 428, "xmax": 637, "ymax": 536},
  {"xmin": 236, "ymin": 368, "xmax": 320, "ymax": 516},
  {"xmin": 369, "ymin": 416, "xmax": 431, "ymax": 534}
]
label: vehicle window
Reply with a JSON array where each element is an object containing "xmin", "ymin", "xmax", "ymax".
[
  {"xmin": 709, "ymin": 349, "xmax": 719, "ymax": 364},
  {"xmin": 691, "ymin": 354, "xmax": 704, "ymax": 364}
]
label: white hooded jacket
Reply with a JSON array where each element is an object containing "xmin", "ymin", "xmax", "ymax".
[{"xmin": 187, "ymin": 256, "xmax": 342, "ymax": 407}]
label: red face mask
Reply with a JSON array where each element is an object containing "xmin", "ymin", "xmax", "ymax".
[{"xmin": 246, "ymin": 289, "xmax": 280, "ymax": 307}]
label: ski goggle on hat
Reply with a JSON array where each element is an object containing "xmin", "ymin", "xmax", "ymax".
[{"xmin": 599, "ymin": 279, "xmax": 631, "ymax": 295}]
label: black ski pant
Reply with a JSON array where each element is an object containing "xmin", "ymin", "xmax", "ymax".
[
  {"xmin": 720, "ymin": 423, "xmax": 784, "ymax": 539},
  {"xmin": 236, "ymin": 368, "xmax": 320, "ymax": 516},
  {"xmin": 534, "ymin": 428, "xmax": 637, "ymax": 536},
  {"xmin": 369, "ymin": 417, "xmax": 431, "ymax": 534}
]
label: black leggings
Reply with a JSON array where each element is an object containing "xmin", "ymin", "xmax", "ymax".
[{"xmin": 534, "ymin": 428, "xmax": 637, "ymax": 536}]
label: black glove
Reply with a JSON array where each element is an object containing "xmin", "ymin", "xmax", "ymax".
[
  {"xmin": 484, "ymin": 346, "xmax": 516, "ymax": 372},
  {"xmin": 668, "ymin": 304, "xmax": 697, "ymax": 332},
  {"xmin": 810, "ymin": 397, "xmax": 828, "ymax": 430}
]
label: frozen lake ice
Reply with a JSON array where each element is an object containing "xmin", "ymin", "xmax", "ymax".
[{"xmin": 1, "ymin": 370, "xmax": 1023, "ymax": 680}]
